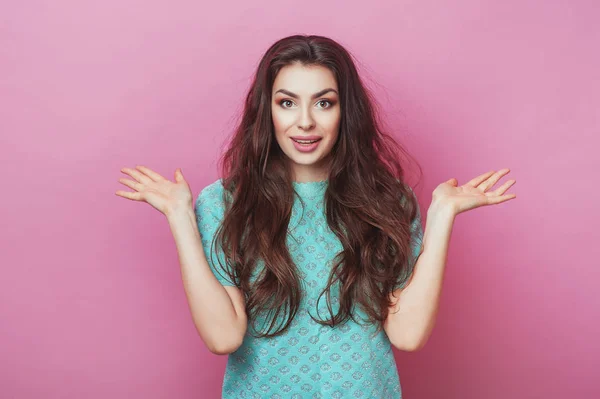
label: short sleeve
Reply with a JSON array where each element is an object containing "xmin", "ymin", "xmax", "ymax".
[
  {"xmin": 394, "ymin": 187, "xmax": 424, "ymax": 290},
  {"xmin": 194, "ymin": 181, "xmax": 237, "ymax": 286}
]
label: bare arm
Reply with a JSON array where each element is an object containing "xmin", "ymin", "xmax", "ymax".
[
  {"xmin": 384, "ymin": 169, "xmax": 515, "ymax": 351},
  {"xmin": 384, "ymin": 201, "xmax": 455, "ymax": 351},
  {"xmin": 167, "ymin": 207, "xmax": 247, "ymax": 355}
]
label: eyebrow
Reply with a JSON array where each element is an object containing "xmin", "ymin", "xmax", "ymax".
[{"xmin": 274, "ymin": 88, "xmax": 338, "ymax": 99}]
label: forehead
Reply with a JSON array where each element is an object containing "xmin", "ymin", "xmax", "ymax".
[{"xmin": 272, "ymin": 63, "xmax": 338, "ymax": 94}]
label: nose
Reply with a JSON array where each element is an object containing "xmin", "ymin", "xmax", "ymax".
[{"xmin": 298, "ymin": 108, "xmax": 315, "ymax": 131}]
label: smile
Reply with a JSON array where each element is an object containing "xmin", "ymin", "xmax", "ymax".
[{"xmin": 290, "ymin": 137, "xmax": 322, "ymax": 153}]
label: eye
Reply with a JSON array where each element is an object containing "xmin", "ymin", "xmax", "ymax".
[
  {"xmin": 317, "ymin": 100, "xmax": 333, "ymax": 109},
  {"xmin": 278, "ymin": 99, "xmax": 335, "ymax": 109},
  {"xmin": 280, "ymin": 99, "xmax": 294, "ymax": 108}
]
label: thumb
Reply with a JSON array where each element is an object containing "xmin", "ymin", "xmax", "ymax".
[
  {"xmin": 446, "ymin": 178, "xmax": 458, "ymax": 186},
  {"xmin": 175, "ymin": 168, "xmax": 184, "ymax": 182}
]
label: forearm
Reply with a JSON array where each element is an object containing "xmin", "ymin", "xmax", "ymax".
[
  {"xmin": 388, "ymin": 201, "xmax": 455, "ymax": 349},
  {"xmin": 166, "ymin": 208, "xmax": 245, "ymax": 353}
]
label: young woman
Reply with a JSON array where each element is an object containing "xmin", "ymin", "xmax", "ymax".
[{"xmin": 116, "ymin": 35, "xmax": 516, "ymax": 398}]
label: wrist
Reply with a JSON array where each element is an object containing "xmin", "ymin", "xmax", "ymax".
[
  {"xmin": 165, "ymin": 205, "xmax": 195, "ymax": 223},
  {"xmin": 427, "ymin": 199, "xmax": 456, "ymax": 220}
]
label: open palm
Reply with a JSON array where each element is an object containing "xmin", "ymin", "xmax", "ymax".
[
  {"xmin": 115, "ymin": 165, "xmax": 193, "ymax": 217},
  {"xmin": 432, "ymin": 169, "xmax": 517, "ymax": 215}
]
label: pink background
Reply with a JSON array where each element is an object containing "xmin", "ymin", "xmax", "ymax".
[{"xmin": 1, "ymin": 0, "xmax": 598, "ymax": 398}]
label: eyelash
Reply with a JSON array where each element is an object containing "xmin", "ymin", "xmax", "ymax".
[{"xmin": 279, "ymin": 99, "xmax": 335, "ymax": 109}]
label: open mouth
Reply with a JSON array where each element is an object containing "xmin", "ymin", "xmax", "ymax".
[
  {"xmin": 290, "ymin": 137, "xmax": 322, "ymax": 152},
  {"xmin": 291, "ymin": 138, "xmax": 321, "ymax": 144}
]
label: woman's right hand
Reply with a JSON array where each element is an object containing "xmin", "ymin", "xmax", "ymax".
[{"xmin": 116, "ymin": 165, "xmax": 193, "ymax": 217}]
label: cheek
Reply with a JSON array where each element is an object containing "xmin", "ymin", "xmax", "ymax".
[
  {"xmin": 272, "ymin": 111, "xmax": 290, "ymax": 135},
  {"xmin": 271, "ymin": 104, "xmax": 280, "ymax": 122},
  {"xmin": 322, "ymin": 110, "xmax": 341, "ymax": 128},
  {"xmin": 324, "ymin": 114, "xmax": 341, "ymax": 138},
  {"xmin": 272, "ymin": 111, "xmax": 288, "ymax": 144}
]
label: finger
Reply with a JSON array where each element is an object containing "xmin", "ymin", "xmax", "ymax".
[
  {"xmin": 118, "ymin": 178, "xmax": 142, "ymax": 192},
  {"xmin": 486, "ymin": 179, "xmax": 516, "ymax": 196},
  {"xmin": 485, "ymin": 193, "xmax": 517, "ymax": 205},
  {"xmin": 115, "ymin": 190, "xmax": 143, "ymax": 201},
  {"xmin": 466, "ymin": 170, "xmax": 496, "ymax": 187},
  {"xmin": 136, "ymin": 165, "xmax": 165, "ymax": 182},
  {"xmin": 121, "ymin": 167, "xmax": 152, "ymax": 184},
  {"xmin": 479, "ymin": 168, "xmax": 510, "ymax": 192}
]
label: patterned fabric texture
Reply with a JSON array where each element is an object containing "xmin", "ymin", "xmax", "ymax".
[{"xmin": 195, "ymin": 179, "xmax": 424, "ymax": 399}]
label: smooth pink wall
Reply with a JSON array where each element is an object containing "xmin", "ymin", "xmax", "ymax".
[{"xmin": 1, "ymin": 1, "xmax": 598, "ymax": 398}]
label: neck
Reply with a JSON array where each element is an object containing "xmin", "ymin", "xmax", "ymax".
[{"xmin": 290, "ymin": 159, "xmax": 331, "ymax": 183}]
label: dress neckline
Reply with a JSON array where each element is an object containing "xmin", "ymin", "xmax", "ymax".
[{"xmin": 292, "ymin": 179, "xmax": 328, "ymax": 197}]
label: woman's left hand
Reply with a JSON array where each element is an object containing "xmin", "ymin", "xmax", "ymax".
[{"xmin": 431, "ymin": 168, "xmax": 517, "ymax": 216}]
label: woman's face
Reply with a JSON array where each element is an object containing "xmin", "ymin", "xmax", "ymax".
[{"xmin": 271, "ymin": 63, "xmax": 341, "ymax": 182}]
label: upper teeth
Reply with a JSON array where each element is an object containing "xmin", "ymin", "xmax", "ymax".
[{"xmin": 294, "ymin": 139, "xmax": 318, "ymax": 143}]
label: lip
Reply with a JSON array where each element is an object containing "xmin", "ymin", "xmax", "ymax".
[
  {"xmin": 290, "ymin": 137, "xmax": 321, "ymax": 153},
  {"xmin": 290, "ymin": 135, "xmax": 322, "ymax": 141}
]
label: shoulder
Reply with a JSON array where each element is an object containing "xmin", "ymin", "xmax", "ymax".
[
  {"xmin": 195, "ymin": 178, "xmax": 225, "ymax": 205},
  {"xmin": 194, "ymin": 178, "xmax": 228, "ymax": 220}
]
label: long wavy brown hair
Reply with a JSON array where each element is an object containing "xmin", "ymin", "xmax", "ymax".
[{"xmin": 213, "ymin": 34, "xmax": 422, "ymax": 338}]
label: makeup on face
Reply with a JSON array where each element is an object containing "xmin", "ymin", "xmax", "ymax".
[{"xmin": 271, "ymin": 64, "xmax": 341, "ymax": 179}]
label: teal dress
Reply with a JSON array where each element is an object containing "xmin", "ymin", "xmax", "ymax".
[{"xmin": 195, "ymin": 179, "xmax": 424, "ymax": 399}]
